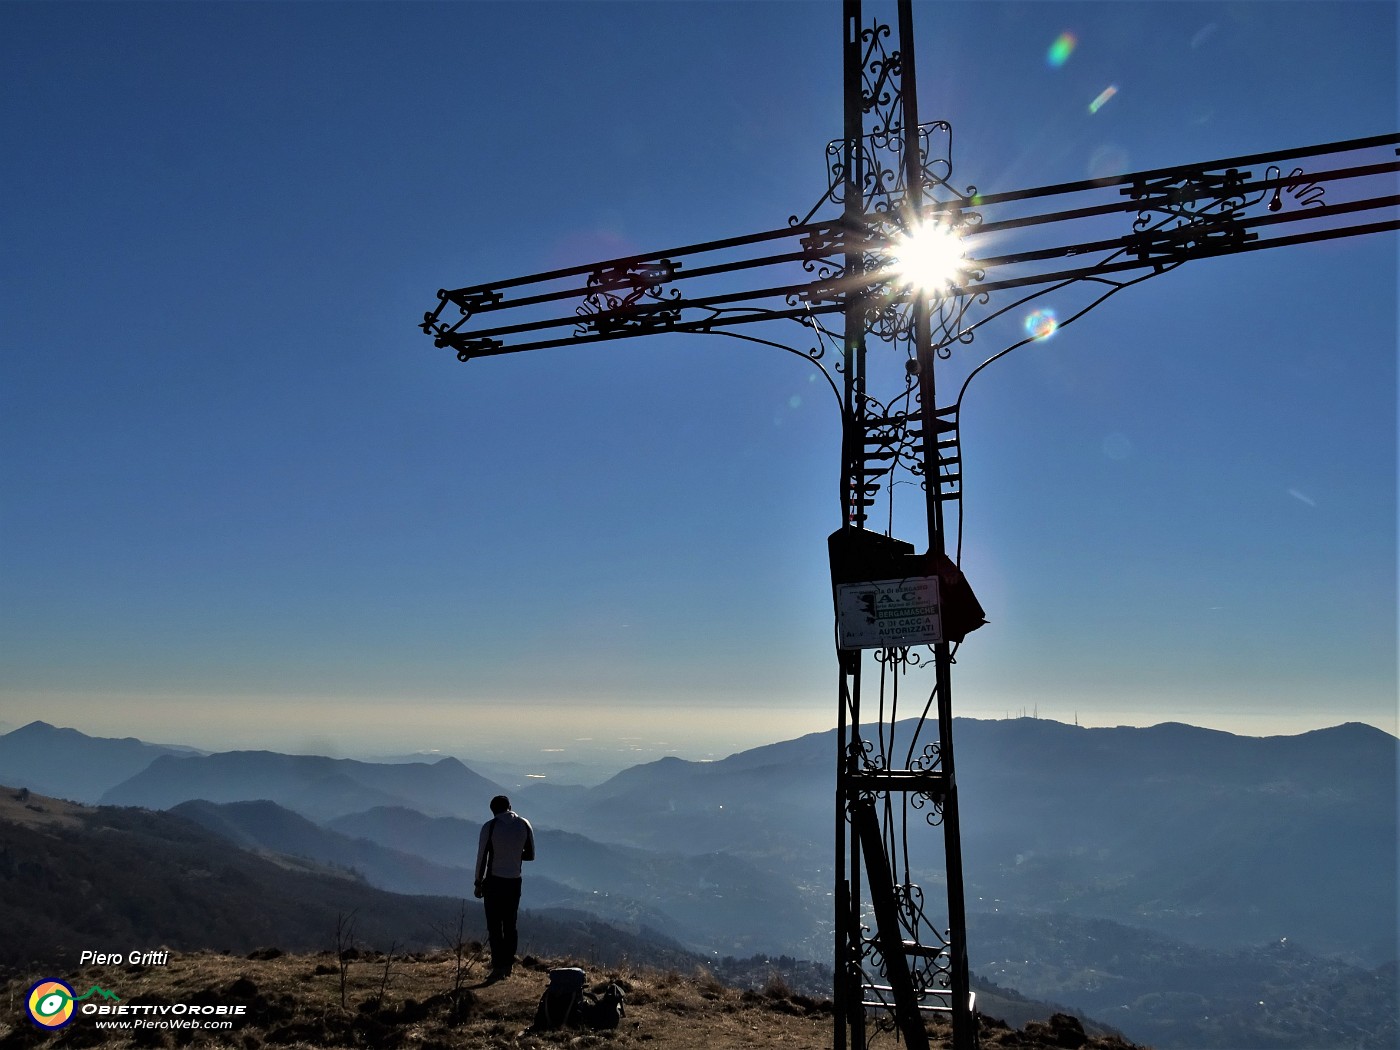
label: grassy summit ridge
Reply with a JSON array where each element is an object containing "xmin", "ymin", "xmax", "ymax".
[{"xmin": 0, "ymin": 947, "xmax": 1144, "ymax": 1050}]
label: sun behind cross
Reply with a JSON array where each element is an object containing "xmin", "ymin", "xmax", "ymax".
[{"xmin": 888, "ymin": 220, "xmax": 967, "ymax": 296}]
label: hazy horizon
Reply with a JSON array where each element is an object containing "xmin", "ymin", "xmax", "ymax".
[{"xmin": 3, "ymin": 702, "xmax": 1393, "ymax": 783}]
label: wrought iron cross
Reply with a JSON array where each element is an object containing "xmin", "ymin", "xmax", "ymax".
[{"xmin": 418, "ymin": 3, "xmax": 1398, "ymax": 1047}]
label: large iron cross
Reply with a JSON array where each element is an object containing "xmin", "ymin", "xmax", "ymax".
[{"xmin": 418, "ymin": 4, "xmax": 1398, "ymax": 1048}]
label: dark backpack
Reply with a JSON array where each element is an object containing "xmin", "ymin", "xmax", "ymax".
[
  {"xmin": 532, "ymin": 967, "xmax": 586, "ymax": 1030},
  {"xmin": 577, "ymin": 981, "xmax": 626, "ymax": 1029}
]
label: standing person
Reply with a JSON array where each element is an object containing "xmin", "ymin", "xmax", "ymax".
[{"xmin": 474, "ymin": 794, "xmax": 535, "ymax": 981}]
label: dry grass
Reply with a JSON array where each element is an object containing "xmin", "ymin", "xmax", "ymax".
[
  {"xmin": 0, "ymin": 949, "xmax": 1143, "ymax": 1050},
  {"xmin": 0, "ymin": 948, "xmax": 834, "ymax": 1050},
  {"xmin": 0, "ymin": 788, "xmax": 85, "ymax": 830}
]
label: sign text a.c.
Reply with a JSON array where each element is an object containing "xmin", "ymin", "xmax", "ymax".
[{"xmin": 835, "ymin": 576, "xmax": 942, "ymax": 650}]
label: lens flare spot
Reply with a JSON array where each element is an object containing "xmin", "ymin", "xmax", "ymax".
[
  {"xmin": 1047, "ymin": 32, "xmax": 1077, "ymax": 68},
  {"xmin": 1025, "ymin": 308, "xmax": 1058, "ymax": 340},
  {"xmin": 1089, "ymin": 85, "xmax": 1118, "ymax": 114}
]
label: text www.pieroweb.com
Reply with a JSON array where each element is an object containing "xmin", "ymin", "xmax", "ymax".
[{"xmin": 85, "ymin": 1003, "xmax": 245, "ymax": 1031}]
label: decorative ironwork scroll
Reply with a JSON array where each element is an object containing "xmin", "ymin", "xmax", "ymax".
[{"xmin": 574, "ymin": 260, "xmax": 683, "ymax": 337}]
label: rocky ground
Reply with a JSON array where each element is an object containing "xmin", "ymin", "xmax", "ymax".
[{"xmin": 0, "ymin": 948, "xmax": 1147, "ymax": 1049}]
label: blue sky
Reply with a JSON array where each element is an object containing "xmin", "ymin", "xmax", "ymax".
[{"xmin": 2, "ymin": 1, "xmax": 1395, "ymax": 767}]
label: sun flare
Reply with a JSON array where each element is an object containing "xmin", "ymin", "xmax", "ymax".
[{"xmin": 890, "ymin": 222, "xmax": 966, "ymax": 295}]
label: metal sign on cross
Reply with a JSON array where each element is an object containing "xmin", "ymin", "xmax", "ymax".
[{"xmin": 418, "ymin": 4, "xmax": 1398, "ymax": 1048}]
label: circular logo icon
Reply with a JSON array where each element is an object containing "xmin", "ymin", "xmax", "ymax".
[{"xmin": 27, "ymin": 979, "xmax": 77, "ymax": 1029}]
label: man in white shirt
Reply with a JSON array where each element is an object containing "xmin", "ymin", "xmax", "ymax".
[{"xmin": 474, "ymin": 794, "xmax": 535, "ymax": 980}]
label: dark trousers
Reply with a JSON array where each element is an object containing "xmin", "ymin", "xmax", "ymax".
[{"xmin": 482, "ymin": 875, "xmax": 522, "ymax": 974}]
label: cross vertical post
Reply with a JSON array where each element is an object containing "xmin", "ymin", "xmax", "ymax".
[
  {"xmin": 896, "ymin": 0, "xmax": 975, "ymax": 1044},
  {"xmin": 833, "ymin": 3, "xmax": 978, "ymax": 1047}
]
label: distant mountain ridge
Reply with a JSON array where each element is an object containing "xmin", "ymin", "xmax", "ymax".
[
  {"xmin": 100, "ymin": 748, "xmax": 503, "ymax": 821},
  {"xmin": 170, "ymin": 798, "xmax": 495, "ymax": 897},
  {"xmin": 0, "ymin": 720, "xmax": 196, "ymax": 803}
]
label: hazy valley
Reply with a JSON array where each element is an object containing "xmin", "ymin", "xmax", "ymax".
[{"xmin": 2, "ymin": 717, "xmax": 1395, "ymax": 1049}]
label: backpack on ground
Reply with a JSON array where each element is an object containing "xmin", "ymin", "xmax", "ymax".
[
  {"xmin": 576, "ymin": 981, "xmax": 626, "ymax": 1029},
  {"xmin": 532, "ymin": 967, "xmax": 586, "ymax": 1031}
]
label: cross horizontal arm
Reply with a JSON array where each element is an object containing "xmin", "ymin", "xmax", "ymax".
[
  {"xmin": 959, "ymin": 189, "xmax": 1400, "ymax": 284},
  {"xmin": 955, "ymin": 131, "xmax": 1399, "ymax": 209},
  {"xmin": 419, "ymin": 134, "xmax": 1398, "ymax": 363},
  {"xmin": 433, "ymin": 221, "xmax": 835, "ymax": 302},
  {"xmin": 927, "ymin": 135, "xmax": 1400, "ymax": 286}
]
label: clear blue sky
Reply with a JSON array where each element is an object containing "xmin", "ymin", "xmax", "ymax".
[{"xmin": 2, "ymin": 1, "xmax": 1395, "ymax": 767}]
